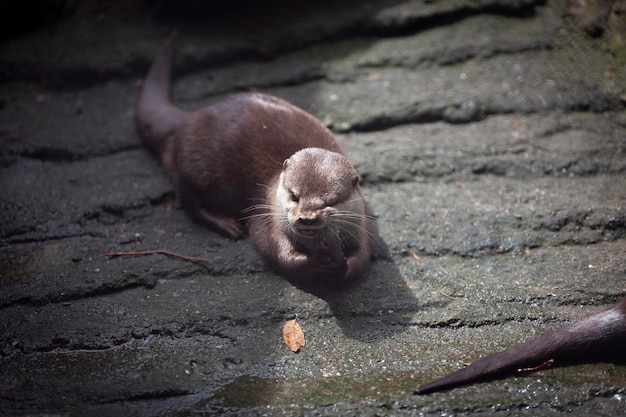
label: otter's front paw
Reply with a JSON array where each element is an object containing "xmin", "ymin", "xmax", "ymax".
[{"xmin": 312, "ymin": 252, "xmax": 348, "ymax": 276}]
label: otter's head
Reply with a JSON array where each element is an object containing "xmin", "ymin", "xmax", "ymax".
[{"xmin": 276, "ymin": 148, "xmax": 361, "ymax": 239}]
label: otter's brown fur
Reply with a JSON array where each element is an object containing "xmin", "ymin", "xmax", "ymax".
[
  {"xmin": 136, "ymin": 34, "xmax": 374, "ymax": 281},
  {"xmin": 414, "ymin": 296, "xmax": 626, "ymax": 394}
]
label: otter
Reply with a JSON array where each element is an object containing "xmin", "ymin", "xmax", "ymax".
[
  {"xmin": 414, "ymin": 296, "xmax": 626, "ymax": 394},
  {"xmin": 135, "ymin": 33, "xmax": 374, "ymax": 282}
]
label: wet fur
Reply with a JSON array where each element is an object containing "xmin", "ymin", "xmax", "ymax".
[
  {"xmin": 414, "ymin": 296, "xmax": 626, "ymax": 394},
  {"xmin": 136, "ymin": 33, "xmax": 374, "ymax": 281}
]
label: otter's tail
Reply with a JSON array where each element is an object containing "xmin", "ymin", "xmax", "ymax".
[
  {"xmin": 135, "ymin": 31, "xmax": 187, "ymax": 156},
  {"xmin": 414, "ymin": 297, "xmax": 626, "ymax": 394}
]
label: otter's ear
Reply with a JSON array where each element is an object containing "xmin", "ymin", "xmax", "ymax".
[
  {"xmin": 283, "ymin": 158, "xmax": 290, "ymax": 170},
  {"xmin": 352, "ymin": 175, "xmax": 359, "ymax": 188}
]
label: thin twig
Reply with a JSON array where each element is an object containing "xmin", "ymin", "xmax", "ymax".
[
  {"xmin": 105, "ymin": 250, "xmax": 210, "ymax": 263},
  {"xmin": 517, "ymin": 358, "xmax": 554, "ymax": 374},
  {"xmin": 439, "ymin": 291, "xmax": 457, "ymax": 300}
]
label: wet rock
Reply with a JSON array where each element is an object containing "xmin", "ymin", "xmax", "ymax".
[{"xmin": 0, "ymin": 0, "xmax": 625, "ymax": 415}]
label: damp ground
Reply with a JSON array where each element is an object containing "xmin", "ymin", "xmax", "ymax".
[{"xmin": 1, "ymin": 0, "xmax": 625, "ymax": 416}]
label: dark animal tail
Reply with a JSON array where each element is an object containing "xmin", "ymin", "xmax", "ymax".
[
  {"xmin": 135, "ymin": 31, "xmax": 187, "ymax": 156},
  {"xmin": 414, "ymin": 297, "xmax": 626, "ymax": 395}
]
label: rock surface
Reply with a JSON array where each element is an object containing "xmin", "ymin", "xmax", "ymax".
[{"xmin": 1, "ymin": 0, "xmax": 625, "ymax": 415}]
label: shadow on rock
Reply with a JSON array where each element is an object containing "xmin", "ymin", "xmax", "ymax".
[{"xmin": 291, "ymin": 234, "xmax": 419, "ymax": 343}]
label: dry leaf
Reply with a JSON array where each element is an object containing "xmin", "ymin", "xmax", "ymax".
[{"xmin": 283, "ymin": 319, "xmax": 305, "ymax": 352}]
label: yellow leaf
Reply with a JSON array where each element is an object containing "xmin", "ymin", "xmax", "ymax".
[{"xmin": 283, "ymin": 319, "xmax": 305, "ymax": 352}]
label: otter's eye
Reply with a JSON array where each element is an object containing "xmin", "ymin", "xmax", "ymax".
[{"xmin": 289, "ymin": 190, "xmax": 299, "ymax": 203}]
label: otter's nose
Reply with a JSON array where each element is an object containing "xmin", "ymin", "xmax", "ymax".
[{"xmin": 298, "ymin": 216, "xmax": 319, "ymax": 226}]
